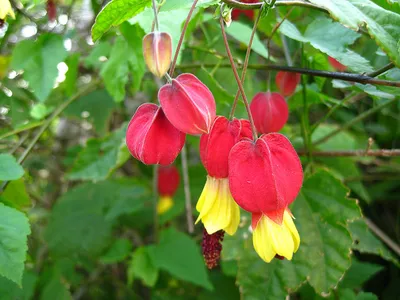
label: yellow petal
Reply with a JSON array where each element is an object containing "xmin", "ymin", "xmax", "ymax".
[
  {"xmin": 195, "ymin": 176, "xmax": 240, "ymax": 235},
  {"xmin": 157, "ymin": 196, "xmax": 173, "ymax": 214},
  {"xmin": 252, "ymin": 211, "xmax": 301, "ymax": 263},
  {"xmin": 0, "ymin": 0, "xmax": 15, "ymax": 20}
]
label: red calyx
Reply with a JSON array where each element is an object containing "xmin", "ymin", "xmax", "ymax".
[
  {"xmin": 47, "ymin": 0, "xmax": 57, "ymax": 22},
  {"xmin": 228, "ymin": 133, "xmax": 303, "ymax": 215},
  {"xmin": 158, "ymin": 165, "xmax": 180, "ymax": 197},
  {"xmin": 126, "ymin": 103, "xmax": 185, "ymax": 165},
  {"xmin": 158, "ymin": 73, "xmax": 216, "ymax": 135},
  {"xmin": 328, "ymin": 56, "xmax": 347, "ymax": 72},
  {"xmin": 250, "ymin": 92, "xmax": 289, "ymax": 134},
  {"xmin": 200, "ymin": 116, "xmax": 252, "ymax": 178},
  {"xmin": 231, "ymin": 0, "xmax": 258, "ymax": 20},
  {"xmin": 275, "ymin": 71, "xmax": 301, "ymax": 97}
]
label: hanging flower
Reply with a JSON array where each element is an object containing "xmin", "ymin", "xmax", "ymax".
[
  {"xmin": 0, "ymin": 0, "xmax": 15, "ymax": 20},
  {"xmin": 126, "ymin": 103, "xmax": 185, "ymax": 165},
  {"xmin": 196, "ymin": 116, "xmax": 252, "ymax": 235},
  {"xmin": 46, "ymin": 0, "xmax": 57, "ymax": 22},
  {"xmin": 157, "ymin": 165, "xmax": 180, "ymax": 214},
  {"xmin": 250, "ymin": 92, "xmax": 289, "ymax": 134},
  {"xmin": 158, "ymin": 73, "xmax": 216, "ymax": 135},
  {"xmin": 328, "ymin": 56, "xmax": 347, "ymax": 72},
  {"xmin": 229, "ymin": 133, "xmax": 303, "ymax": 262},
  {"xmin": 143, "ymin": 32, "xmax": 172, "ymax": 78},
  {"xmin": 275, "ymin": 71, "xmax": 301, "ymax": 97},
  {"xmin": 231, "ymin": 0, "xmax": 258, "ymax": 21}
]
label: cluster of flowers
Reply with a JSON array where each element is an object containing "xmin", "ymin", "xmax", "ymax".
[{"xmin": 126, "ymin": 29, "xmax": 306, "ymax": 266}]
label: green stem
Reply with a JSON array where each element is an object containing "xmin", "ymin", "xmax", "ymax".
[
  {"xmin": 181, "ymin": 145, "xmax": 194, "ymax": 234},
  {"xmin": 313, "ymin": 98, "xmax": 398, "ymax": 146},
  {"xmin": 152, "ymin": 165, "xmax": 160, "ymax": 241},
  {"xmin": 0, "ymin": 121, "xmax": 45, "ymax": 140}
]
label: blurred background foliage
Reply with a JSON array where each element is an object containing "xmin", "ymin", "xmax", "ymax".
[{"xmin": 0, "ymin": 0, "xmax": 399, "ymax": 299}]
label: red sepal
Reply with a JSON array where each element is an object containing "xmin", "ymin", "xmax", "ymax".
[
  {"xmin": 275, "ymin": 71, "xmax": 301, "ymax": 97},
  {"xmin": 158, "ymin": 165, "xmax": 180, "ymax": 196},
  {"xmin": 126, "ymin": 103, "xmax": 185, "ymax": 165},
  {"xmin": 229, "ymin": 133, "xmax": 303, "ymax": 215},
  {"xmin": 200, "ymin": 116, "xmax": 252, "ymax": 178}
]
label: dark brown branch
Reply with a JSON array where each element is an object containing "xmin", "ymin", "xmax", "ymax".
[
  {"xmin": 297, "ymin": 149, "xmax": 400, "ymax": 157},
  {"xmin": 177, "ymin": 63, "xmax": 400, "ymax": 87}
]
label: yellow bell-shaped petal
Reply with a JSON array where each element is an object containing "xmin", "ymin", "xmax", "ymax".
[
  {"xmin": 157, "ymin": 195, "xmax": 173, "ymax": 215},
  {"xmin": 0, "ymin": 0, "xmax": 15, "ymax": 20},
  {"xmin": 196, "ymin": 176, "xmax": 240, "ymax": 235},
  {"xmin": 253, "ymin": 210, "xmax": 300, "ymax": 263}
]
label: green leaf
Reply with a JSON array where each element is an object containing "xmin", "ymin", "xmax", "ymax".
[
  {"xmin": 100, "ymin": 36, "xmax": 130, "ymax": 102},
  {"xmin": 280, "ymin": 18, "xmax": 372, "ymax": 73},
  {"xmin": 348, "ymin": 219, "xmax": 399, "ymax": 265},
  {"xmin": 100, "ymin": 238, "xmax": 133, "ymax": 264},
  {"xmin": 0, "ymin": 271, "xmax": 38, "ymax": 300},
  {"xmin": 40, "ymin": 276, "xmax": 72, "ymax": 300},
  {"xmin": 66, "ymin": 125, "xmax": 128, "ymax": 181},
  {"xmin": 128, "ymin": 246, "xmax": 159, "ymax": 287},
  {"xmin": 45, "ymin": 179, "xmax": 147, "ymax": 256},
  {"xmin": 91, "ymin": 0, "xmax": 151, "ymax": 42},
  {"xmin": 226, "ymin": 22, "xmax": 269, "ymax": 59},
  {"xmin": 340, "ymin": 259, "xmax": 384, "ymax": 289},
  {"xmin": 0, "ymin": 90, "xmax": 31, "ymax": 128},
  {"xmin": 0, "ymin": 154, "xmax": 24, "ymax": 181},
  {"xmin": 312, "ymin": 124, "xmax": 358, "ymax": 151},
  {"xmin": 64, "ymin": 90, "xmax": 116, "ymax": 135},
  {"xmin": 0, "ymin": 178, "xmax": 31, "ymax": 210},
  {"xmin": 229, "ymin": 170, "xmax": 361, "ymax": 298},
  {"xmin": 63, "ymin": 53, "xmax": 80, "ymax": 97},
  {"xmin": 11, "ymin": 34, "xmax": 68, "ymax": 102},
  {"xmin": 308, "ymin": 0, "xmax": 400, "ymax": 67},
  {"xmin": 0, "ymin": 203, "xmax": 31, "ymax": 286},
  {"xmin": 148, "ymin": 228, "xmax": 213, "ymax": 290}
]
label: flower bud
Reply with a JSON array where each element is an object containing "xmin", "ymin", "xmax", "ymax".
[
  {"xmin": 143, "ymin": 32, "xmax": 172, "ymax": 78},
  {"xmin": 158, "ymin": 73, "xmax": 216, "ymax": 135},
  {"xmin": 275, "ymin": 71, "xmax": 300, "ymax": 97},
  {"xmin": 228, "ymin": 133, "xmax": 303, "ymax": 215},
  {"xmin": 250, "ymin": 92, "xmax": 289, "ymax": 134},
  {"xmin": 126, "ymin": 103, "xmax": 185, "ymax": 165},
  {"xmin": 200, "ymin": 116, "xmax": 252, "ymax": 178},
  {"xmin": 328, "ymin": 56, "xmax": 347, "ymax": 72}
]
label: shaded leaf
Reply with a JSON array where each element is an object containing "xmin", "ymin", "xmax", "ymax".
[
  {"xmin": 0, "ymin": 178, "xmax": 31, "ymax": 210},
  {"xmin": 128, "ymin": 246, "xmax": 159, "ymax": 287},
  {"xmin": 100, "ymin": 239, "xmax": 133, "ymax": 264},
  {"xmin": 0, "ymin": 154, "xmax": 24, "ymax": 181},
  {"xmin": 0, "ymin": 203, "xmax": 31, "ymax": 286}
]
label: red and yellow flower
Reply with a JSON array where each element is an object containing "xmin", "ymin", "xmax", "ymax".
[
  {"xmin": 196, "ymin": 116, "xmax": 252, "ymax": 235},
  {"xmin": 157, "ymin": 165, "xmax": 180, "ymax": 214}
]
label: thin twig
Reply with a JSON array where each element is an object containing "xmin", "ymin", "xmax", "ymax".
[
  {"xmin": 229, "ymin": 5, "xmax": 263, "ymax": 119},
  {"xmin": 277, "ymin": 10, "xmax": 293, "ymax": 66},
  {"xmin": 181, "ymin": 145, "xmax": 194, "ymax": 234},
  {"xmin": 0, "ymin": 80, "xmax": 99, "ymax": 193},
  {"xmin": 365, "ymin": 218, "xmax": 400, "ymax": 257},
  {"xmin": 219, "ymin": 16, "xmax": 258, "ymax": 140},
  {"xmin": 177, "ymin": 63, "xmax": 400, "ymax": 87},
  {"xmin": 367, "ymin": 62, "xmax": 395, "ymax": 78},
  {"xmin": 221, "ymin": 0, "xmax": 327, "ymax": 12},
  {"xmin": 151, "ymin": 0, "xmax": 160, "ymax": 31},
  {"xmin": 152, "ymin": 165, "xmax": 160, "ymax": 241},
  {"xmin": 0, "ymin": 121, "xmax": 45, "ymax": 140},
  {"xmin": 313, "ymin": 98, "xmax": 398, "ymax": 146},
  {"xmin": 297, "ymin": 149, "xmax": 400, "ymax": 157},
  {"xmin": 169, "ymin": 0, "xmax": 199, "ymax": 77}
]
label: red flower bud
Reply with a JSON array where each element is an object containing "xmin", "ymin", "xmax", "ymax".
[
  {"xmin": 328, "ymin": 56, "xmax": 347, "ymax": 72},
  {"xmin": 250, "ymin": 92, "xmax": 289, "ymax": 134},
  {"xmin": 126, "ymin": 103, "xmax": 185, "ymax": 165},
  {"xmin": 143, "ymin": 32, "xmax": 172, "ymax": 78},
  {"xmin": 200, "ymin": 116, "xmax": 252, "ymax": 178},
  {"xmin": 275, "ymin": 71, "xmax": 301, "ymax": 97},
  {"xmin": 231, "ymin": 0, "xmax": 258, "ymax": 20},
  {"xmin": 158, "ymin": 165, "xmax": 180, "ymax": 196},
  {"xmin": 228, "ymin": 133, "xmax": 303, "ymax": 216},
  {"xmin": 158, "ymin": 73, "xmax": 216, "ymax": 135}
]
